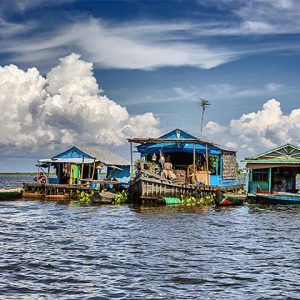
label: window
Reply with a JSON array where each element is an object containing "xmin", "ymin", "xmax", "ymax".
[{"xmin": 252, "ymin": 170, "xmax": 269, "ymax": 182}]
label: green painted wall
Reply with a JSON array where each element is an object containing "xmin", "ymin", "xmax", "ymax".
[{"xmin": 249, "ymin": 181, "xmax": 269, "ymax": 193}]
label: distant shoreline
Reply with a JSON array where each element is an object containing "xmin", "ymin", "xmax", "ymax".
[
  {"xmin": 0, "ymin": 173, "xmax": 36, "ymax": 176},
  {"xmin": 0, "ymin": 173, "xmax": 55, "ymax": 176}
]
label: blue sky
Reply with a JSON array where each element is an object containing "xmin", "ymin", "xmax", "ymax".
[{"xmin": 1, "ymin": 0, "xmax": 300, "ymax": 171}]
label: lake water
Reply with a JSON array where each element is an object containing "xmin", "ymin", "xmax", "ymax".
[{"xmin": 1, "ymin": 176, "xmax": 300, "ymax": 299}]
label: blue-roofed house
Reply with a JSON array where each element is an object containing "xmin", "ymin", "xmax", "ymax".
[
  {"xmin": 38, "ymin": 146, "xmax": 130, "ymax": 188},
  {"xmin": 128, "ymin": 128, "xmax": 238, "ymax": 188}
]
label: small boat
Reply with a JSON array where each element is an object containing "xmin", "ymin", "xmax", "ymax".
[
  {"xmin": 254, "ymin": 192, "xmax": 300, "ymax": 205},
  {"xmin": 0, "ymin": 189, "xmax": 23, "ymax": 200},
  {"xmin": 219, "ymin": 193, "xmax": 246, "ymax": 206}
]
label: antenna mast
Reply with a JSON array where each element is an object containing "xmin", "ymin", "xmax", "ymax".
[{"xmin": 198, "ymin": 98, "xmax": 211, "ymax": 135}]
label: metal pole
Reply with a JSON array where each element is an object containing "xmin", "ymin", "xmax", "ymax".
[{"xmin": 201, "ymin": 108, "xmax": 205, "ymax": 135}]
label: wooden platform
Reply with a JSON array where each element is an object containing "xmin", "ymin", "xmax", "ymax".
[
  {"xmin": 22, "ymin": 183, "xmax": 118, "ymax": 204},
  {"xmin": 23, "ymin": 182, "xmax": 93, "ymax": 200}
]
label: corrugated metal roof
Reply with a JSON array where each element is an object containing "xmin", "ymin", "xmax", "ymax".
[
  {"xmin": 38, "ymin": 158, "xmax": 95, "ymax": 164},
  {"xmin": 246, "ymin": 143, "xmax": 300, "ymax": 159},
  {"xmin": 244, "ymin": 159, "xmax": 300, "ymax": 164},
  {"xmin": 76, "ymin": 146, "xmax": 130, "ymax": 166}
]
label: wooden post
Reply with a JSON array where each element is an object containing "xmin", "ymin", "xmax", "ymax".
[
  {"xmin": 91, "ymin": 158, "xmax": 96, "ymax": 180},
  {"xmin": 80, "ymin": 156, "xmax": 85, "ymax": 181},
  {"xmin": 245, "ymin": 168, "xmax": 250, "ymax": 193},
  {"xmin": 220, "ymin": 155, "xmax": 223, "ymax": 179},
  {"xmin": 47, "ymin": 164, "xmax": 50, "ymax": 183},
  {"xmin": 130, "ymin": 142, "xmax": 134, "ymax": 178},
  {"xmin": 88, "ymin": 164, "xmax": 91, "ymax": 180},
  {"xmin": 205, "ymin": 143, "xmax": 209, "ymax": 185},
  {"xmin": 193, "ymin": 144, "xmax": 196, "ymax": 182},
  {"xmin": 58, "ymin": 164, "xmax": 60, "ymax": 183},
  {"xmin": 268, "ymin": 168, "xmax": 272, "ymax": 193},
  {"xmin": 37, "ymin": 161, "xmax": 39, "ymax": 181}
]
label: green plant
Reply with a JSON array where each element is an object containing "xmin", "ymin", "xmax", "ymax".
[
  {"xmin": 77, "ymin": 190, "xmax": 94, "ymax": 206},
  {"xmin": 181, "ymin": 195, "xmax": 213, "ymax": 206},
  {"xmin": 236, "ymin": 162, "xmax": 244, "ymax": 175},
  {"xmin": 208, "ymin": 155, "xmax": 216, "ymax": 174},
  {"xmin": 112, "ymin": 190, "xmax": 128, "ymax": 205}
]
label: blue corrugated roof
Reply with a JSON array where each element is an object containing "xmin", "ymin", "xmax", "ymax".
[
  {"xmin": 137, "ymin": 129, "xmax": 222, "ymax": 155},
  {"xmin": 159, "ymin": 128, "xmax": 197, "ymax": 140}
]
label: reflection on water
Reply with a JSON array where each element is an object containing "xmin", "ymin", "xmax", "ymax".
[{"xmin": 1, "ymin": 176, "xmax": 300, "ymax": 299}]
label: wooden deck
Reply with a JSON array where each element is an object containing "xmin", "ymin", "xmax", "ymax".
[
  {"xmin": 23, "ymin": 183, "xmax": 92, "ymax": 200},
  {"xmin": 23, "ymin": 182, "xmax": 118, "ymax": 204}
]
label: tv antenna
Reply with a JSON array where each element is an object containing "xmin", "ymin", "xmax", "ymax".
[{"xmin": 198, "ymin": 98, "xmax": 211, "ymax": 134}]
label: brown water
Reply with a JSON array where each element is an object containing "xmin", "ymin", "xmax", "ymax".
[{"xmin": 1, "ymin": 176, "xmax": 300, "ymax": 299}]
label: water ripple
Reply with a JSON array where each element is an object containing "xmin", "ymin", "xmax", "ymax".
[{"xmin": 0, "ymin": 187, "xmax": 300, "ymax": 298}]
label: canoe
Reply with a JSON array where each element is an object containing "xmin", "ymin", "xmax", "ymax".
[
  {"xmin": 219, "ymin": 193, "xmax": 246, "ymax": 206},
  {"xmin": 0, "ymin": 189, "xmax": 23, "ymax": 200},
  {"xmin": 254, "ymin": 192, "xmax": 300, "ymax": 205}
]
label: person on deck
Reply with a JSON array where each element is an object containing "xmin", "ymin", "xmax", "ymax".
[{"xmin": 38, "ymin": 172, "xmax": 47, "ymax": 184}]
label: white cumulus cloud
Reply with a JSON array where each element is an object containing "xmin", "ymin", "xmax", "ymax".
[
  {"xmin": 205, "ymin": 99, "xmax": 300, "ymax": 159},
  {"xmin": 0, "ymin": 53, "xmax": 160, "ymax": 156}
]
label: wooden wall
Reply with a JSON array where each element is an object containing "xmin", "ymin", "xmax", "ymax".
[{"xmin": 222, "ymin": 151, "xmax": 237, "ymax": 180}]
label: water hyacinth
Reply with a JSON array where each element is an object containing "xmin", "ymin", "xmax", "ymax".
[
  {"xmin": 112, "ymin": 190, "xmax": 128, "ymax": 205},
  {"xmin": 77, "ymin": 190, "xmax": 94, "ymax": 206},
  {"xmin": 180, "ymin": 195, "xmax": 214, "ymax": 206}
]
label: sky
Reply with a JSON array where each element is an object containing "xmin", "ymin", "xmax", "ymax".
[{"xmin": 1, "ymin": 0, "xmax": 300, "ymax": 171}]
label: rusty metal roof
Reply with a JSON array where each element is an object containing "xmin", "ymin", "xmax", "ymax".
[{"xmin": 76, "ymin": 146, "xmax": 130, "ymax": 166}]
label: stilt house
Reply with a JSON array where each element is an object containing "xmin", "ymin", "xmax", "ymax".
[
  {"xmin": 38, "ymin": 146, "xmax": 130, "ymax": 186},
  {"xmin": 244, "ymin": 144, "xmax": 300, "ymax": 195}
]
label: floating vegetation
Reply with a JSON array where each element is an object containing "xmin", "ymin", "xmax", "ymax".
[
  {"xmin": 180, "ymin": 195, "xmax": 214, "ymax": 206},
  {"xmin": 77, "ymin": 190, "xmax": 94, "ymax": 206},
  {"xmin": 112, "ymin": 190, "xmax": 128, "ymax": 205}
]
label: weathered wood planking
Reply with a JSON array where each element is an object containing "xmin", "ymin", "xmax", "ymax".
[
  {"xmin": 23, "ymin": 182, "xmax": 92, "ymax": 199},
  {"xmin": 222, "ymin": 151, "xmax": 237, "ymax": 180},
  {"xmin": 128, "ymin": 172, "xmax": 234, "ymax": 203}
]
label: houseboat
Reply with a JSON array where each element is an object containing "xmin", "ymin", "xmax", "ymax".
[
  {"xmin": 128, "ymin": 128, "xmax": 239, "ymax": 203},
  {"xmin": 23, "ymin": 146, "xmax": 130, "ymax": 200},
  {"xmin": 244, "ymin": 143, "xmax": 300, "ymax": 204}
]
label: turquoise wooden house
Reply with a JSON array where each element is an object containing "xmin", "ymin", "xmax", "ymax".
[
  {"xmin": 128, "ymin": 128, "xmax": 238, "ymax": 187},
  {"xmin": 244, "ymin": 144, "xmax": 300, "ymax": 194}
]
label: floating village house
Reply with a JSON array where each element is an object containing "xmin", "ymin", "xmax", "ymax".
[
  {"xmin": 244, "ymin": 144, "xmax": 300, "ymax": 195},
  {"xmin": 37, "ymin": 146, "xmax": 130, "ymax": 187},
  {"xmin": 128, "ymin": 129, "xmax": 238, "ymax": 202}
]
